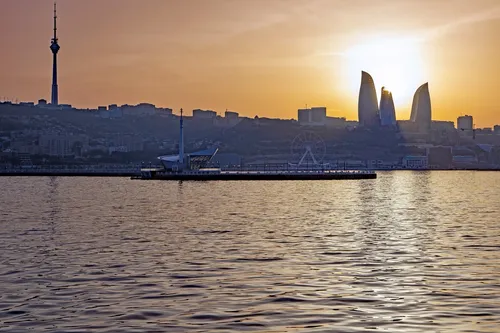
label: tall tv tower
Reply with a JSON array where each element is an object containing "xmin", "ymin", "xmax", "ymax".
[{"xmin": 50, "ymin": 2, "xmax": 60, "ymax": 106}]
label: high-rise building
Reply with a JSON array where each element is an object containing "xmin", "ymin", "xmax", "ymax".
[
  {"xmin": 297, "ymin": 108, "xmax": 311, "ymax": 124},
  {"xmin": 457, "ymin": 115, "xmax": 473, "ymax": 131},
  {"xmin": 297, "ymin": 107, "xmax": 328, "ymax": 126},
  {"xmin": 50, "ymin": 2, "xmax": 60, "ymax": 106},
  {"xmin": 410, "ymin": 83, "xmax": 432, "ymax": 131},
  {"xmin": 310, "ymin": 107, "xmax": 326, "ymax": 124},
  {"xmin": 494, "ymin": 125, "xmax": 500, "ymax": 135},
  {"xmin": 358, "ymin": 71, "xmax": 380, "ymax": 127},
  {"xmin": 379, "ymin": 87, "xmax": 396, "ymax": 126}
]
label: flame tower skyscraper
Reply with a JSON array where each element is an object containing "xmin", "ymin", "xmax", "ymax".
[
  {"xmin": 358, "ymin": 71, "xmax": 380, "ymax": 127},
  {"xmin": 410, "ymin": 83, "xmax": 432, "ymax": 132},
  {"xmin": 50, "ymin": 2, "xmax": 60, "ymax": 106}
]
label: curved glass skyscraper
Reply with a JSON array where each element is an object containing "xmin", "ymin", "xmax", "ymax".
[
  {"xmin": 358, "ymin": 71, "xmax": 380, "ymax": 127},
  {"xmin": 410, "ymin": 83, "xmax": 432, "ymax": 131},
  {"xmin": 379, "ymin": 87, "xmax": 396, "ymax": 126}
]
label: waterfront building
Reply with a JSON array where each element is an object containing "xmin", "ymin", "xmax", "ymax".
[
  {"xmin": 457, "ymin": 115, "xmax": 473, "ymax": 131},
  {"xmin": 358, "ymin": 71, "xmax": 380, "ymax": 127},
  {"xmin": 494, "ymin": 125, "xmax": 500, "ymax": 135},
  {"xmin": 427, "ymin": 146, "xmax": 453, "ymax": 168},
  {"xmin": 158, "ymin": 109, "xmax": 218, "ymax": 171},
  {"xmin": 410, "ymin": 83, "xmax": 432, "ymax": 132},
  {"xmin": 452, "ymin": 155, "xmax": 478, "ymax": 164},
  {"xmin": 402, "ymin": 155, "xmax": 428, "ymax": 169},
  {"xmin": 379, "ymin": 87, "xmax": 396, "ymax": 127}
]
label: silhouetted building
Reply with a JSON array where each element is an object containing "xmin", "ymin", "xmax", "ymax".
[
  {"xmin": 494, "ymin": 125, "xmax": 500, "ymax": 135},
  {"xmin": 225, "ymin": 110, "xmax": 239, "ymax": 120},
  {"xmin": 491, "ymin": 146, "xmax": 500, "ymax": 164},
  {"xmin": 397, "ymin": 120, "xmax": 419, "ymax": 132},
  {"xmin": 410, "ymin": 83, "xmax": 432, "ymax": 132},
  {"xmin": 215, "ymin": 110, "xmax": 240, "ymax": 127},
  {"xmin": 193, "ymin": 109, "xmax": 217, "ymax": 119},
  {"xmin": 310, "ymin": 107, "xmax": 326, "ymax": 124},
  {"xmin": 297, "ymin": 107, "xmax": 326, "ymax": 126},
  {"xmin": 476, "ymin": 128, "xmax": 493, "ymax": 135},
  {"xmin": 298, "ymin": 108, "xmax": 311, "ymax": 124},
  {"xmin": 39, "ymin": 134, "xmax": 89, "ymax": 157},
  {"xmin": 19, "ymin": 102, "xmax": 35, "ymax": 107},
  {"xmin": 379, "ymin": 87, "xmax": 396, "ymax": 126},
  {"xmin": 211, "ymin": 153, "xmax": 242, "ymax": 167},
  {"xmin": 358, "ymin": 71, "xmax": 380, "ymax": 127},
  {"xmin": 431, "ymin": 121, "xmax": 455, "ymax": 132},
  {"xmin": 50, "ymin": 2, "xmax": 60, "ymax": 106},
  {"xmin": 325, "ymin": 116, "xmax": 346, "ymax": 128},
  {"xmin": 121, "ymin": 103, "xmax": 156, "ymax": 116},
  {"xmin": 156, "ymin": 108, "xmax": 173, "ymax": 116},
  {"xmin": 402, "ymin": 155, "xmax": 428, "ymax": 168},
  {"xmin": 457, "ymin": 115, "xmax": 473, "ymax": 131}
]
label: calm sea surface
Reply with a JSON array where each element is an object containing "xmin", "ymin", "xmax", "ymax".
[{"xmin": 1, "ymin": 171, "xmax": 500, "ymax": 333}]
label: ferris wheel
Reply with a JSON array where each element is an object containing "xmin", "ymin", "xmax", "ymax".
[{"xmin": 290, "ymin": 131, "xmax": 326, "ymax": 166}]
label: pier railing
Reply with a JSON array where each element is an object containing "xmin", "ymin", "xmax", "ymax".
[{"xmin": 0, "ymin": 165, "xmax": 139, "ymax": 176}]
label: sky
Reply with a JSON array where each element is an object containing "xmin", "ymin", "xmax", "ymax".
[{"xmin": 0, "ymin": 0, "xmax": 500, "ymax": 127}]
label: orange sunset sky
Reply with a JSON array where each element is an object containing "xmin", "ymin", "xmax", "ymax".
[{"xmin": 1, "ymin": 0, "xmax": 500, "ymax": 127}]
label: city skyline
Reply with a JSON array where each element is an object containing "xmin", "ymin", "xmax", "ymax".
[{"xmin": 1, "ymin": 0, "xmax": 500, "ymax": 126}]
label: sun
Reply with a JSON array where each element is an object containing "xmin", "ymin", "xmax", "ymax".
[{"xmin": 341, "ymin": 36, "xmax": 426, "ymax": 109}]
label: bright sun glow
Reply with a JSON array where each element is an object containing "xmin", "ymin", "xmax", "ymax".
[{"xmin": 342, "ymin": 36, "xmax": 426, "ymax": 109}]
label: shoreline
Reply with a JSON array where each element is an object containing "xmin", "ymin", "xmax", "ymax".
[{"xmin": 0, "ymin": 168, "xmax": 499, "ymax": 178}]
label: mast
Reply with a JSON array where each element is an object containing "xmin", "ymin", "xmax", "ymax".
[
  {"xmin": 50, "ymin": 1, "xmax": 60, "ymax": 106},
  {"xmin": 179, "ymin": 108, "xmax": 184, "ymax": 168},
  {"xmin": 53, "ymin": 2, "xmax": 57, "ymax": 41}
]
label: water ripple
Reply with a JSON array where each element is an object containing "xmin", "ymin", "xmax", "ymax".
[{"xmin": 0, "ymin": 172, "xmax": 500, "ymax": 332}]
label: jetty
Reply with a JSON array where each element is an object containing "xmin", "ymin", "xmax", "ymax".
[
  {"xmin": 133, "ymin": 168, "xmax": 376, "ymax": 181},
  {"xmin": 132, "ymin": 108, "xmax": 377, "ymax": 181}
]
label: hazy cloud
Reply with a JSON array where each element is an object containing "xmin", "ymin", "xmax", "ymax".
[{"xmin": 421, "ymin": 5, "xmax": 500, "ymax": 40}]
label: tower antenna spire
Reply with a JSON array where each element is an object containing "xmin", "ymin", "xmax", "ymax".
[
  {"xmin": 50, "ymin": 1, "xmax": 61, "ymax": 106},
  {"xmin": 53, "ymin": 2, "xmax": 57, "ymax": 41}
]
